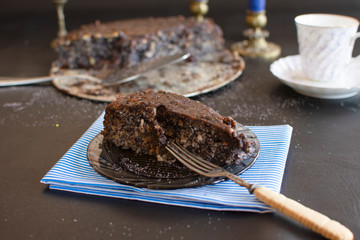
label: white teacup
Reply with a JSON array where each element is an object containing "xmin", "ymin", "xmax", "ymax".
[{"xmin": 295, "ymin": 13, "xmax": 360, "ymax": 83}]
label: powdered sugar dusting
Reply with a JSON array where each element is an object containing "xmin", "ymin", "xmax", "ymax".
[
  {"xmin": 195, "ymin": 78, "xmax": 308, "ymax": 127},
  {"xmin": 1, "ymin": 86, "xmax": 107, "ymax": 127}
]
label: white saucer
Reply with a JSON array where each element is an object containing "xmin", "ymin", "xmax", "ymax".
[{"xmin": 270, "ymin": 55, "xmax": 360, "ymax": 99}]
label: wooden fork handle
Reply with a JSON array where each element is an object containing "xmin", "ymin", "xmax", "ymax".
[{"xmin": 254, "ymin": 186, "xmax": 353, "ymax": 240}]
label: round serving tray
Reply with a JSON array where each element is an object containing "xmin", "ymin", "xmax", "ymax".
[
  {"xmin": 87, "ymin": 124, "xmax": 260, "ymax": 190},
  {"xmin": 52, "ymin": 51, "xmax": 245, "ymax": 102}
]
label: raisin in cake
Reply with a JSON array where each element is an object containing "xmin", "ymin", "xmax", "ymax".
[
  {"xmin": 102, "ymin": 90, "xmax": 251, "ymax": 166},
  {"xmin": 53, "ymin": 16, "xmax": 224, "ymax": 70}
]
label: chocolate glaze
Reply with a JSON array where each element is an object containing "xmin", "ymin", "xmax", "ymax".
[{"xmin": 106, "ymin": 90, "xmax": 238, "ymax": 139}]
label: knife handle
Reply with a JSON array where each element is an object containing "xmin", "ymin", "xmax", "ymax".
[
  {"xmin": 254, "ymin": 186, "xmax": 353, "ymax": 240},
  {"xmin": 0, "ymin": 76, "xmax": 52, "ymax": 87},
  {"xmin": 0, "ymin": 74, "xmax": 101, "ymax": 87}
]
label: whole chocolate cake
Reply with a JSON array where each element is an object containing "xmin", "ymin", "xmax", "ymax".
[
  {"xmin": 102, "ymin": 90, "xmax": 252, "ymax": 166},
  {"xmin": 53, "ymin": 16, "xmax": 224, "ymax": 70}
]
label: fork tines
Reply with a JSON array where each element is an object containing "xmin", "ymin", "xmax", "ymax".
[{"xmin": 166, "ymin": 142, "xmax": 222, "ymax": 177}]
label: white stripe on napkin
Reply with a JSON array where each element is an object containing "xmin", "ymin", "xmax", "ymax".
[{"xmin": 41, "ymin": 112, "xmax": 292, "ymax": 212}]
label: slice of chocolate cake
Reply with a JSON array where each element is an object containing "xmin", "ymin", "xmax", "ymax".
[
  {"xmin": 53, "ymin": 16, "xmax": 224, "ymax": 70},
  {"xmin": 102, "ymin": 90, "xmax": 252, "ymax": 166}
]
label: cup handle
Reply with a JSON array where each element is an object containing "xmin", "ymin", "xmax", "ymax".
[
  {"xmin": 352, "ymin": 32, "xmax": 360, "ymax": 49},
  {"xmin": 351, "ymin": 32, "xmax": 360, "ymax": 62}
]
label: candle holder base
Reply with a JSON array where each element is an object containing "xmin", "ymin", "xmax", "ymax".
[
  {"xmin": 232, "ymin": 10, "xmax": 281, "ymax": 59},
  {"xmin": 231, "ymin": 39, "xmax": 281, "ymax": 59}
]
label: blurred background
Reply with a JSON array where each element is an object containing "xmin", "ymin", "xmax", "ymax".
[
  {"xmin": 0, "ymin": 0, "xmax": 359, "ymax": 77},
  {"xmin": 2, "ymin": 0, "xmax": 360, "ymax": 17}
]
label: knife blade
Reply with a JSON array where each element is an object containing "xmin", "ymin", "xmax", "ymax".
[
  {"xmin": 0, "ymin": 52, "xmax": 190, "ymax": 87},
  {"xmin": 101, "ymin": 52, "xmax": 191, "ymax": 87}
]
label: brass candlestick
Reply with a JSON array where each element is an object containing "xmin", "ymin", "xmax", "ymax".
[
  {"xmin": 53, "ymin": 0, "xmax": 68, "ymax": 38},
  {"xmin": 232, "ymin": 10, "xmax": 281, "ymax": 59},
  {"xmin": 189, "ymin": 0, "xmax": 209, "ymax": 22}
]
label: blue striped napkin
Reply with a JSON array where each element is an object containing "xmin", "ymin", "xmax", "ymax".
[{"xmin": 41, "ymin": 112, "xmax": 292, "ymax": 212}]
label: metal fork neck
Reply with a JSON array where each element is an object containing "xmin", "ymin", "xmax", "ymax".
[{"xmin": 225, "ymin": 173, "xmax": 251, "ymax": 190}]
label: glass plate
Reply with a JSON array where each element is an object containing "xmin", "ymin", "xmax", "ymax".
[{"xmin": 87, "ymin": 124, "xmax": 260, "ymax": 190}]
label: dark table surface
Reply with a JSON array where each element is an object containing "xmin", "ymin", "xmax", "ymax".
[{"xmin": 1, "ymin": 2, "xmax": 359, "ymax": 239}]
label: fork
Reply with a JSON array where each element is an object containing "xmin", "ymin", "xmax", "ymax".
[{"xmin": 166, "ymin": 142, "xmax": 353, "ymax": 240}]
